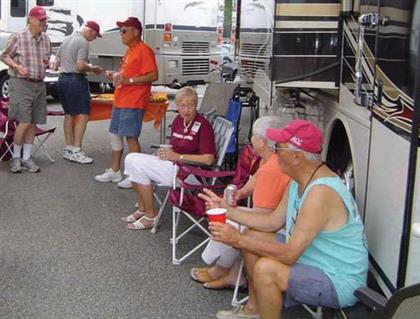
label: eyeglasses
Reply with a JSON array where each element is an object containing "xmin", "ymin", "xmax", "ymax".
[
  {"xmin": 177, "ymin": 104, "xmax": 196, "ymax": 110},
  {"xmin": 272, "ymin": 143, "xmax": 290, "ymax": 153},
  {"xmin": 120, "ymin": 29, "xmax": 129, "ymax": 34}
]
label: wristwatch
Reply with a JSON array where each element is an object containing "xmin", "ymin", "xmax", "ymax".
[{"xmin": 129, "ymin": 77, "xmax": 134, "ymax": 84}]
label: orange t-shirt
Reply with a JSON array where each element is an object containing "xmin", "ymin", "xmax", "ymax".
[
  {"xmin": 114, "ymin": 41, "xmax": 157, "ymax": 109},
  {"xmin": 252, "ymin": 153, "xmax": 290, "ymax": 209}
]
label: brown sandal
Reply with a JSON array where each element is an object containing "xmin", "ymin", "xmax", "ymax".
[{"xmin": 190, "ymin": 267, "xmax": 216, "ymax": 283}]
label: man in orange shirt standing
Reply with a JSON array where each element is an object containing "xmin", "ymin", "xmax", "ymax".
[{"xmin": 95, "ymin": 17, "xmax": 158, "ymax": 188}]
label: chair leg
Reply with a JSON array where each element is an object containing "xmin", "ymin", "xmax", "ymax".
[
  {"xmin": 151, "ymin": 190, "xmax": 169, "ymax": 234},
  {"xmin": 33, "ymin": 134, "xmax": 55, "ymax": 163},
  {"xmin": 171, "ymin": 207, "xmax": 211, "ymax": 265},
  {"xmin": 0, "ymin": 141, "xmax": 13, "ymax": 161},
  {"xmin": 302, "ymin": 305, "xmax": 323, "ymax": 319},
  {"xmin": 231, "ymin": 258, "xmax": 249, "ymax": 307}
]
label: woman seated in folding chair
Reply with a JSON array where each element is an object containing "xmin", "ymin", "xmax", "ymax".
[
  {"xmin": 190, "ymin": 116, "xmax": 290, "ymax": 289},
  {"xmin": 122, "ymin": 86, "xmax": 216, "ymax": 230}
]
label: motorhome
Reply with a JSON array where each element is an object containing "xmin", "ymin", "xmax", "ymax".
[
  {"xmin": 236, "ymin": 0, "xmax": 274, "ymax": 82},
  {"xmin": 0, "ymin": 0, "xmax": 223, "ymax": 96},
  {"xmin": 238, "ymin": 0, "xmax": 420, "ymax": 297}
]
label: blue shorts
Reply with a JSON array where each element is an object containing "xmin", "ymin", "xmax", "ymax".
[
  {"xmin": 109, "ymin": 107, "xmax": 144, "ymax": 137},
  {"xmin": 275, "ymin": 232, "xmax": 340, "ymax": 309},
  {"xmin": 58, "ymin": 73, "xmax": 90, "ymax": 115}
]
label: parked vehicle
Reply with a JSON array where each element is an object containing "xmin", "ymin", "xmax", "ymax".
[
  {"xmin": 0, "ymin": 0, "xmax": 224, "ymax": 88},
  {"xmin": 238, "ymin": 0, "xmax": 420, "ymax": 297}
]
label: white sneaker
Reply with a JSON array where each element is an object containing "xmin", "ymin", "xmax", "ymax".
[
  {"xmin": 69, "ymin": 150, "xmax": 93, "ymax": 164},
  {"xmin": 63, "ymin": 149, "xmax": 72, "ymax": 160},
  {"xmin": 94, "ymin": 168, "xmax": 123, "ymax": 183},
  {"xmin": 117, "ymin": 177, "xmax": 132, "ymax": 189}
]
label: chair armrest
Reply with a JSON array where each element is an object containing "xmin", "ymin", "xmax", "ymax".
[{"xmin": 354, "ymin": 287, "xmax": 387, "ymax": 313}]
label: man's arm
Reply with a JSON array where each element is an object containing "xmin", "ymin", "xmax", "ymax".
[
  {"xmin": 199, "ymin": 187, "xmax": 288, "ymax": 232},
  {"xmin": 122, "ymin": 70, "xmax": 158, "ymax": 85},
  {"xmin": 76, "ymin": 60, "xmax": 103, "ymax": 75},
  {"xmin": 0, "ymin": 34, "xmax": 28, "ymax": 76}
]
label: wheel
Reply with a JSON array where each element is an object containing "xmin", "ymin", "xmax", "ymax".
[{"xmin": 0, "ymin": 74, "xmax": 10, "ymax": 99}]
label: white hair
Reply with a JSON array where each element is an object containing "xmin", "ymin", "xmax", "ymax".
[
  {"xmin": 252, "ymin": 116, "xmax": 284, "ymax": 147},
  {"xmin": 287, "ymin": 143, "xmax": 321, "ymax": 162}
]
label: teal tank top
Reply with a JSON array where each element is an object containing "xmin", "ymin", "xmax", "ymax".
[{"xmin": 285, "ymin": 177, "xmax": 368, "ymax": 307}]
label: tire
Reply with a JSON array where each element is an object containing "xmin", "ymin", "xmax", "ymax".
[{"xmin": 0, "ymin": 74, "xmax": 10, "ymax": 99}]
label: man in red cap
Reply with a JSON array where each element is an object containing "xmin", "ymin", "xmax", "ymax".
[
  {"xmin": 0, "ymin": 6, "xmax": 51, "ymax": 173},
  {"xmin": 199, "ymin": 119, "xmax": 368, "ymax": 319},
  {"xmin": 54, "ymin": 21, "xmax": 104, "ymax": 164},
  {"xmin": 95, "ymin": 17, "xmax": 158, "ymax": 188}
]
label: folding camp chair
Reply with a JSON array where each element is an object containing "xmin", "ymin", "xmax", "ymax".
[
  {"xmin": 0, "ymin": 110, "xmax": 14, "ymax": 161},
  {"xmin": 32, "ymin": 125, "xmax": 57, "ymax": 163},
  {"xmin": 151, "ymin": 116, "xmax": 235, "ymax": 234},
  {"xmin": 0, "ymin": 98, "xmax": 58, "ymax": 163},
  {"xmin": 169, "ymin": 142, "xmax": 260, "ymax": 265},
  {"xmin": 355, "ymin": 283, "xmax": 420, "ymax": 319}
]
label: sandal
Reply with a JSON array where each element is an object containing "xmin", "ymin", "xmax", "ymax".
[
  {"xmin": 121, "ymin": 210, "xmax": 145, "ymax": 223},
  {"xmin": 127, "ymin": 215, "xmax": 156, "ymax": 230},
  {"xmin": 203, "ymin": 275, "xmax": 247, "ymax": 291},
  {"xmin": 190, "ymin": 267, "xmax": 217, "ymax": 283}
]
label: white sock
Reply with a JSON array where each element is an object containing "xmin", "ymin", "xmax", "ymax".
[
  {"xmin": 73, "ymin": 147, "xmax": 81, "ymax": 152},
  {"xmin": 13, "ymin": 144, "xmax": 22, "ymax": 158},
  {"xmin": 65, "ymin": 145, "xmax": 74, "ymax": 151},
  {"xmin": 22, "ymin": 144, "xmax": 32, "ymax": 160}
]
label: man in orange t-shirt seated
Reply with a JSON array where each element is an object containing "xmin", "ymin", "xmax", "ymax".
[{"xmin": 95, "ymin": 17, "xmax": 158, "ymax": 188}]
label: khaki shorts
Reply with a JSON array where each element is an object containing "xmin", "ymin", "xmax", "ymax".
[{"xmin": 8, "ymin": 77, "xmax": 47, "ymax": 124}]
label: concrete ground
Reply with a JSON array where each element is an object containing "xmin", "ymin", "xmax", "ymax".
[{"xmin": 0, "ymin": 97, "xmax": 365, "ymax": 319}]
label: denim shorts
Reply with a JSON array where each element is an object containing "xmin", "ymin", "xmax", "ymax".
[
  {"xmin": 275, "ymin": 232, "xmax": 340, "ymax": 309},
  {"xmin": 109, "ymin": 107, "xmax": 144, "ymax": 137},
  {"xmin": 58, "ymin": 73, "xmax": 90, "ymax": 115}
]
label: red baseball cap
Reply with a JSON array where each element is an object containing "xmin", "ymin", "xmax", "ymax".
[
  {"xmin": 266, "ymin": 119, "xmax": 323, "ymax": 154},
  {"xmin": 116, "ymin": 17, "xmax": 142, "ymax": 32},
  {"xmin": 29, "ymin": 6, "xmax": 47, "ymax": 21},
  {"xmin": 85, "ymin": 21, "xmax": 102, "ymax": 37}
]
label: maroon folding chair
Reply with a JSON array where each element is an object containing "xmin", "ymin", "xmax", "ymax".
[
  {"xmin": 0, "ymin": 98, "xmax": 57, "ymax": 163},
  {"xmin": 169, "ymin": 144, "xmax": 261, "ymax": 265}
]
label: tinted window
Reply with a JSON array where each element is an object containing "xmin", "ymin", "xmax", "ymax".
[
  {"xmin": 11, "ymin": 0, "xmax": 26, "ymax": 17},
  {"xmin": 410, "ymin": 0, "xmax": 420, "ymax": 97},
  {"xmin": 37, "ymin": 0, "xmax": 54, "ymax": 6}
]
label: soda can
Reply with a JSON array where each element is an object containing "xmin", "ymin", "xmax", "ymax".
[{"xmin": 225, "ymin": 184, "xmax": 238, "ymax": 207}]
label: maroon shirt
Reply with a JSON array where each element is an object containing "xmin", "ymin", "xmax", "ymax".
[{"xmin": 170, "ymin": 114, "xmax": 216, "ymax": 156}]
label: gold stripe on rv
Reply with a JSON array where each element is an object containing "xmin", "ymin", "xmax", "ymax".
[
  {"xmin": 275, "ymin": 21, "xmax": 338, "ymax": 29},
  {"xmin": 275, "ymin": 3, "xmax": 341, "ymax": 17}
]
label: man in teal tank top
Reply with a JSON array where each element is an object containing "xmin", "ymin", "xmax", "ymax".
[{"xmin": 199, "ymin": 120, "xmax": 368, "ymax": 319}]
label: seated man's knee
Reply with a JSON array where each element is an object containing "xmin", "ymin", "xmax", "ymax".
[
  {"xmin": 254, "ymin": 257, "xmax": 288, "ymax": 291},
  {"xmin": 109, "ymin": 133, "xmax": 123, "ymax": 151}
]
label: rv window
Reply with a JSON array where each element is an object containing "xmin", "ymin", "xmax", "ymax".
[
  {"xmin": 10, "ymin": 0, "xmax": 26, "ymax": 17},
  {"xmin": 37, "ymin": 0, "xmax": 54, "ymax": 6}
]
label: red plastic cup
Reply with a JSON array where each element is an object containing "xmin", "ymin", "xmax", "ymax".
[{"xmin": 206, "ymin": 208, "xmax": 227, "ymax": 223}]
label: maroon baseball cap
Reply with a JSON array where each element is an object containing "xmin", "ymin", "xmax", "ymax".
[
  {"xmin": 85, "ymin": 21, "xmax": 102, "ymax": 37},
  {"xmin": 266, "ymin": 119, "xmax": 323, "ymax": 154},
  {"xmin": 29, "ymin": 6, "xmax": 47, "ymax": 21},
  {"xmin": 116, "ymin": 17, "xmax": 142, "ymax": 32}
]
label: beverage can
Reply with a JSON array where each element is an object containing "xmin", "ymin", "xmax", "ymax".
[{"xmin": 225, "ymin": 184, "xmax": 238, "ymax": 207}]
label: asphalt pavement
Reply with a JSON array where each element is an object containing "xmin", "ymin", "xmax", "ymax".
[{"xmin": 0, "ymin": 97, "xmax": 355, "ymax": 319}]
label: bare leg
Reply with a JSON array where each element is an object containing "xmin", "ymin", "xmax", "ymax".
[
  {"xmin": 63, "ymin": 115, "xmax": 74, "ymax": 146},
  {"xmin": 126, "ymin": 136, "xmax": 141, "ymax": 153},
  {"xmin": 135, "ymin": 183, "xmax": 156, "ymax": 218},
  {"xmin": 73, "ymin": 114, "xmax": 89, "ymax": 148},
  {"xmin": 253, "ymin": 258, "xmax": 289, "ymax": 319},
  {"xmin": 241, "ymin": 229, "xmax": 278, "ymax": 315},
  {"xmin": 23, "ymin": 124, "xmax": 36, "ymax": 144},
  {"xmin": 14, "ymin": 122, "xmax": 33, "ymax": 145},
  {"xmin": 111, "ymin": 150, "xmax": 122, "ymax": 172}
]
